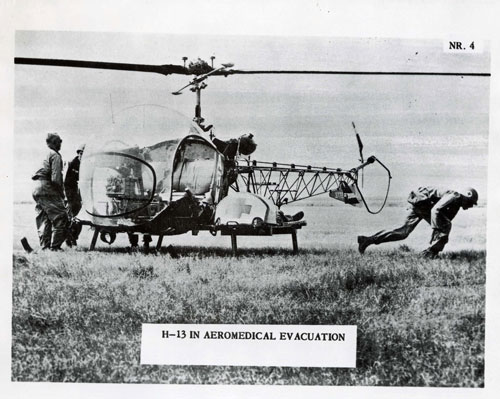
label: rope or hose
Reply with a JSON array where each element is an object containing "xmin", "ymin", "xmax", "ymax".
[{"xmin": 355, "ymin": 157, "xmax": 392, "ymax": 215}]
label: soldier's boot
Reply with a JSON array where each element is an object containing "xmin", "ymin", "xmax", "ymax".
[
  {"xmin": 422, "ymin": 236, "xmax": 448, "ymax": 259},
  {"xmin": 143, "ymin": 234, "xmax": 152, "ymax": 250},
  {"xmin": 21, "ymin": 237, "xmax": 34, "ymax": 253},
  {"xmin": 357, "ymin": 235, "xmax": 374, "ymax": 254},
  {"xmin": 128, "ymin": 234, "xmax": 139, "ymax": 248},
  {"xmin": 291, "ymin": 211, "xmax": 304, "ymax": 222},
  {"xmin": 69, "ymin": 219, "xmax": 82, "ymax": 246},
  {"xmin": 421, "ymin": 248, "xmax": 438, "ymax": 259}
]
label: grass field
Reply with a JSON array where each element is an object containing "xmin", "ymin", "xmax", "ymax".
[{"xmin": 11, "ymin": 202, "xmax": 486, "ymax": 386}]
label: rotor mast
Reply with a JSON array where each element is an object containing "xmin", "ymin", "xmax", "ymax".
[
  {"xmin": 172, "ymin": 60, "xmax": 234, "ymax": 127},
  {"xmin": 192, "ymin": 80, "xmax": 207, "ymax": 125}
]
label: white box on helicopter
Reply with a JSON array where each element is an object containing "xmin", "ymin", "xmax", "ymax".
[{"xmin": 215, "ymin": 192, "xmax": 278, "ymax": 228}]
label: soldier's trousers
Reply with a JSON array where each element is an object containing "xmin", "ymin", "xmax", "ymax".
[
  {"xmin": 369, "ymin": 205, "xmax": 449, "ymax": 252},
  {"xmin": 66, "ymin": 190, "xmax": 82, "ymax": 218},
  {"xmin": 33, "ymin": 194, "xmax": 69, "ymax": 249}
]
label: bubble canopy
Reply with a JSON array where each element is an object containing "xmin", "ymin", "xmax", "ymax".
[
  {"xmin": 79, "ymin": 105, "xmax": 224, "ymax": 227},
  {"xmin": 90, "ymin": 105, "xmax": 196, "ymax": 151}
]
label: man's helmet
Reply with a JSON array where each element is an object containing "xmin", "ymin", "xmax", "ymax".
[
  {"xmin": 238, "ymin": 133, "xmax": 257, "ymax": 155},
  {"xmin": 460, "ymin": 187, "xmax": 478, "ymax": 205}
]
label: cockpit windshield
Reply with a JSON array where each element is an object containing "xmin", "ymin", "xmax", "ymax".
[{"xmin": 81, "ymin": 151, "xmax": 156, "ymax": 218}]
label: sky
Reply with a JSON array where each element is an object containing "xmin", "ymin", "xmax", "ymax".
[{"xmin": 13, "ymin": 31, "xmax": 490, "ymax": 203}]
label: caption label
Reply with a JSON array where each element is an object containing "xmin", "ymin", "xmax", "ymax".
[
  {"xmin": 444, "ymin": 39, "xmax": 484, "ymax": 53},
  {"xmin": 141, "ymin": 324, "xmax": 356, "ymax": 367}
]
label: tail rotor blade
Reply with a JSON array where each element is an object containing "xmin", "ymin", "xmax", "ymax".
[
  {"xmin": 352, "ymin": 122, "xmax": 364, "ymax": 162},
  {"xmin": 352, "ymin": 122, "xmax": 365, "ymax": 187}
]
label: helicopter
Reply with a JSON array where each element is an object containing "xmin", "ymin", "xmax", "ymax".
[{"xmin": 15, "ymin": 56, "xmax": 400, "ymax": 254}]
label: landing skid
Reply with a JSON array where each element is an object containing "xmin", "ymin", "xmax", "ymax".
[
  {"xmin": 86, "ymin": 220, "xmax": 305, "ymax": 257},
  {"xmin": 217, "ymin": 220, "xmax": 306, "ymax": 256}
]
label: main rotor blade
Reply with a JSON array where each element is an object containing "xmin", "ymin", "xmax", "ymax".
[
  {"xmin": 224, "ymin": 69, "xmax": 490, "ymax": 77},
  {"xmin": 14, "ymin": 58, "xmax": 490, "ymax": 77},
  {"xmin": 14, "ymin": 57, "xmax": 189, "ymax": 76}
]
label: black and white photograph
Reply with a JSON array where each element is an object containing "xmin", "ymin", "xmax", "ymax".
[{"xmin": 2, "ymin": 1, "xmax": 499, "ymax": 398}]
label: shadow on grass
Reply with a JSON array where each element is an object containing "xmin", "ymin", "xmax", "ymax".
[
  {"xmin": 76, "ymin": 245, "xmax": 335, "ymax": 258},
  {"xmin": 442, "ymin": 249, "xmax": 486, "ymax": 262},
  {"xmin": 375, "ymin": 247, "xmax": 486, "ymax": 263},
  {"xmin": 15, "ymin": 244, "xmax": 485, "ymax": 264}
]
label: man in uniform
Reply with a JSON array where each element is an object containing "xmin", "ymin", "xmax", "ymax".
[
  {"xmin": 211, "ymin": 133, "xmax": 257, "ymax": 197},
  {"xmin": 64, "ymin": 144, "xmax": 85, "ymax": 218},
  {"xmin": 357, "ymin": 186, "xmax": 478, "ymax": 258},
  {"xmin": 32, "ymin": 133, "xmax": 69, "ymax": 250}
]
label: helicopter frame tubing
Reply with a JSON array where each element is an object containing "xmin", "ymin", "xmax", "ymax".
[{"xmin": 235, "ymin": 160, "xmax": 358, "ymax": 208}]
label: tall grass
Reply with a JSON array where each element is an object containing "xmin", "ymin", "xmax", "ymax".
[{"xmin": 11, "ymin": 246, "xmax": 485, "ymax": 386}]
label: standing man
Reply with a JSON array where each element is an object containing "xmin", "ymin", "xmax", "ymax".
[
  {"xmin": 357, "ymin": 186, "xmax": 478, "ymax": 258},
  {"xmin": 64, "ymin": 144, "xmax": 85, "ymax": 218},
  {"xmin": 32, "ymin": 133, "xmax": 69, "ymax": 250}
]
